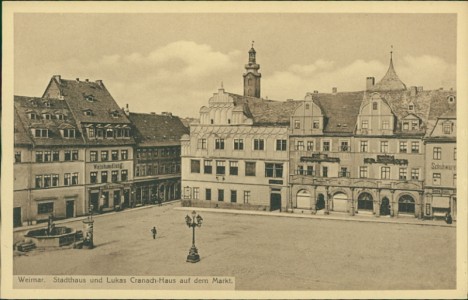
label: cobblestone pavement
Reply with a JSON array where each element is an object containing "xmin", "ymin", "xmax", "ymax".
[{"xmin": 14, "ymin": 202, "xmax": 456, "ymax": 290}]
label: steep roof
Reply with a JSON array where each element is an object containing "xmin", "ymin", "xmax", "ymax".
[
  {"xmin": 44, "ymin": 77, "xmax": 130, "ymax": 125},
  {"xmin": 14, "ymin": 96, "xmax": 85, "ymax": 147},
  {"xmin": 311, "ymin": 91, "xmax": 365, "ymax": 134},
  {"xmin": 128, "ymin": 112, "xmax": 189, "ymax": 147},
  {"xmin": 14, "ymin": 109, "xmax": 33, "ymax": 146},
  {"xmin": 371, "ymin": 56, "xmax": 407, "ymax": 91},
  {"xmin": 227, "ymin": 93, "xmax": 301, "ymax": 126}
]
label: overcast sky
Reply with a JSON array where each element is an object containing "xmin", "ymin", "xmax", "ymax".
[{"xmin": 14, "ymin": 13, "xmax": 456, "ymax": 118}]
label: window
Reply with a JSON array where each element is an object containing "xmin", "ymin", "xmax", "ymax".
[
  {"xmin": 244, "ymin": 191, "xmax": 251, "ymax": 203},
  {"xmin": 198, "ymin": 138, "xmax": 207, "ymax": 149},
  {"xmin": 72, "ymin": 150, "xmax": 79, "ymax": 160},
  {"xmin": 409, "ymin": 104, "xmax": 414, "ymax": 111},
  {"xmin": 38, "ymin": 202, "xmax": 54, "ymax": 214},
  {"xmin": 322, "ymin": 141, "xmax": 330, "ymax": 152},
  {"xmin": 202, "ymin": 160, "xmax": 212, "ymax": 174},
  {"xmin": 101, "ymin": 171, "xmax": 108, "ymax": 183},
  {"xmin": 296, "ymin": 141, "xmax": 304, "ymax": 151},
  {"xmin": 399, "ymin": 141, "xmax": 407, "ymax": 153},
  {"xmin": 433, "ymin": 147, "xmax": 442, "ymax": 160},
  {"xmin": 35, "ymin": 129, "xmax": 49, "ymax": 138},
  {"xmin": 340, "ymin": 141, "xmax": 349, "ymax": 152},
  {"xmin": 121, "ymin": 150, "xmax": 128, "ymax": 160},
  {"xmin": 90, "ymin": 172, "xmax": 98, "ymax": 184},
  {"xmin": 111, "ymin": 170, "xmax": 118, "ymax": 182},
  {"xmin": 454, "ymin": 148, "xmax": 456, "ymax": 160},
  {"xmin": 359, "ymin": 166, "xmax": 368, "ymax": 178},
  {"xmin": 15, "ymin": 151, "xmax": 21, "ymax": 163},
  {"xmin": 96, "ymin": 129, "xmax": 103, "ymax": 138},
  {"xmin": 380, "ymin": 141, "xmax": 389, "ymax": 153},
  {"xmin": 191, "ymin": 160, "xmax": 200, "ymax": 173},
  {"xmin": 276, "ymin": 139, "xmax": 287, "ymax": 151},
  {"xmin": 101, "ymin": 151, "xmax": 109, "ymax": 161},
  {"xmin": 218, "ymin": 189, "xmax": 224, "ymax": 201},
  {"xmin": 42, "ymin": 175, "xmax": 51, "ymax": 188},
  {"xmin": 411, "ymin": 121, "xmax": 419, "ymax": 130},
  {"xmin": 84, "ymin": 110, "xmax": 93, "ymax": 116},
  {"xmin": 90, "ymin": 151, "xmax": 98, "ymax": 162},
  {"xmin": 253, "ymin": 139, "xmax": 264, "ymax": 150},
  {"xmin": 382, "ymin": 120, "xmax": 390, "ymax": 129},
  {"xmin": 362, "ymin": 120, "xmax": 369, "ymax": 129},
  {"xmin": 305, "ymin": 104, "xmax": 310, "ymax": 109},
  {"xmin": 52, "ymin": 151, "xmax": 59, "ymax": 161},
  {"xmin": 229, "ymin": 161, "xmax": 238, "ymax": 176},
  {"xmin": 106, "ymin": 128, "xmax": 114, "ymax": 138},
  {"xmin": 29, "ymin": 113, "xmax": 38, "ymax": 120},
  {"xmin": 231, "ymin": 190, "xmax": 237, "ymax": 203},
  {"xmin": 234, "ymin": 139, "xmax": 244, "ymax": 150},
  {"xmin": 399, "ymin": 168, "xmax": 407, "ymax": 180},
  {"xmin": 44, "ymin": 151, "xmax": 51, "ymax": 162},
  {"xmin": 193, "ymin": 188, "xmax": 199, "ymax": 200},
  {"xmin": 64, "ymin": 173, "xmax": 71, "ymax": 186},
  {"xmin": 360, "ymin": 141, "xmax": 368, "ymax": 152},
  {"xmin": 206, "ymin": 189, "xmax": 212, "ymax": 201},
  {"xmin": 35, "ymin": 175, "xmax": 43, "ymax": 188},
  {"xmin": 245, "ymin": 162, "xmax": 256, "ymax": 176},
  {"xmin": 216, "ymin": 161, "xmax": 226, "ymax": 175},
  {"xmin": 297, "ymin": 165, "xmax": 304, "ymax": 175},
  {"xmin": 88, "ymin": 128, "xmax": 95, "ymax": 138},
  {"xmin": 381, "ymin": 167, "xmax": 390, "ymax": 179},
  {"xmin": 339, "ymin": 167, "xmax": 349, "ymax": 178},
  {"xmin": 403, "ymin": 122, "xmax": 409, "ymax": 130},
  {"xmin": 411, "ymin": 141, "xmax": 419, "ymax": 153},
  {"xmin": 63, "ymin": 129, "xmax": 76, "ymax": 138},
  {"xmin": 43, "ymin": 114, "xmax": 51, "ymax": 120},
  {"xmin": 322, "ymin": 166, "xmax": 328, "ymax": 178},
  {"xmin": 51, "ymin": 174, "xmax": 59, "ymax": 187},
  {"xmin": 411, "ymin": 169, "xmax": 420, "ymax": 180},
  {"xmin": 71, "ymin": 173, "xmax": 78, "ymax": 185},
  {"xmin": 372, "ymin": 102, "xmax": 378, "ymax": 110},
  {"xmin": 443, "ymin": 123, "xmax": 452, "ymax": 134},
  {"xmin": 313, "ymin": 120, "xmax": 320, "ymax": 129},
  {"xmin": 215, "ymin": 138, "xmax": 225, "ymax": 150},
  {"xmin": 121, "ymin": 170, "xmax": 128, "ymax": 181},
  {"xmin": 307, "ymin": 166, "xmax": 314, "ymax": 176},
  {"xmin": 210, "ymin": 119, "xmax": 214, "ymax": 124},
  {"xmin": 453, "ymin": 174, "xmax": 457, "ymax": 186},
  {"xmin": 111, "ymin": 150, "xmax": 119, "ymax": 161},
  {"xmin": 306, "ymin": 141, "xmax": 314, "ymax": 151},
  {"xmin": 36, "ymin": 151, "xmax": 43, "ymax": 162},
  {"xmin": 294, "ymin": 120, "xmax": 301, "ymax": 129},
  {"xmin": 265, "ymin": 163, "xmax": 283, "ymax": 178},
  {"xmin": 433, "ymin": 173, "xmax": 441, "ymax": 185}
]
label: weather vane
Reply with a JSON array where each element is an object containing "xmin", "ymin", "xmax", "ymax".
[{"xmin": 252, "ymin": 40, "xmax": 255, "ymax": 48}]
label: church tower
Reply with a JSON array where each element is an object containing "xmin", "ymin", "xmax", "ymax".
[{"xmin": 243, "ymin": 42, "xmax": 261, "ymax": 98}]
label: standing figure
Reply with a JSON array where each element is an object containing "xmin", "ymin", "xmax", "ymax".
[
  {"xmin": 151, "ymin": 226, "xmax": 157, "ymax": 239},
  {"xmin": 445, "ymin": 212, "xmax": 453, "ymax": 224}
]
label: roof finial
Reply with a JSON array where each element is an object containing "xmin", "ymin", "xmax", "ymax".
[
  {"xmin": 390, "ymin": 45, "xmax": 393, "ymax": 60},
  {"xmin": 252, "ymin": 40, "xmax": 255, "ymax": 49}
]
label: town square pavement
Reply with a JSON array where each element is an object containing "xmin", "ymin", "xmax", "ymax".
[{"xmin": 14, "ymin": 202, "xmax": 456, "ymax": 290}]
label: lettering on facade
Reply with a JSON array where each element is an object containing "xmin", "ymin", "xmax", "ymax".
[
  {"xmin": 364, "ymin": 155, "xmax": 408, "ymax": 165},
  {"xmin": 431, "ymin": 162, "xmax": 456, "ymax": 171},
  {"xmin": 300, "ymin": 154, "xmax": 340, "ymax": 163},
  {"xmin": 269, "ymin": 180, "xmax": 283, "ymax": 185},
  {"xmin": 93, "ymin": 163, "xmax": 123, "ymax": 170}
]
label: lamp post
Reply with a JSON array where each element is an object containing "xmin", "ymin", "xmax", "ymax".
[{"xmin": 185, "ymin": 210, "xmax": 203, "ymax": 263}]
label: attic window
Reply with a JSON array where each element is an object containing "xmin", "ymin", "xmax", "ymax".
[
  {"xmin": 29, "ymin": 113, "xmax": 38, "ymax": 120},
  {"xmin": 411, "ymin": 121, "xmax": 419, "ymax": 130},
  {"xmin": 42, "ymin": 113, "xmax": 52, "ymax": 120},
  {"xmin": 83, "ymin": 110, "xmax": 93, "ymax": 116},
  {"xmin": 110, "ymin": 111, "xmax": 120, "ymax": 118},
  {"xmin": 408, "ymin": 104, "xmax": 414, "ymax": 111},
  {"xmin": 56, "ymin": 114, "xmax": 66, "ymax": 120},
  {"xmin": 372, "ymin": 102, "xmax": 378, "ymax": 110},
  {"xmin": 85, "ymin": 95, "xmax": 95, "ymax": 102},
  {"xmin": 443, "ymin": 122, "xmax": 453, "ymax": 134},
  {"xmin": 305, "ymin": 104, "xmax": 310, "ymax": 110},
  {"xmin": 448, "ymin": 95, "xmax": 455, "ymax": 103},
  {"xmin": 43, "ymin": 101, "xmax": 51, "ymax": 107},
  {"xmin": 62, "ymin": 129, "xmax": 76, "ymax": 138}
]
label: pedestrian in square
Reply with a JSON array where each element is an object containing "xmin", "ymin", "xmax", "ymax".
[
  {"xmin": 151, "ymin": 226, "xmax": 157, "ymax": 239},
  {"xmin": 445, "ymin": 212, "xmax": 452, "ymax": 224}
]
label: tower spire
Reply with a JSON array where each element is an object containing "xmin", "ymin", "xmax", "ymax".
[{"xmin": 243, "ymin": 42, "xmax": 261, "ymax": 98}]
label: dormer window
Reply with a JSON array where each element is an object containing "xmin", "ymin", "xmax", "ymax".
[
  {"xmin": 443, "ymin": 122, "xmax": 453, "ymax": 134},
  {"xmin": 85, "ymin": 95, "xmax": 95, "ymax": 102},
  {"xmin": 42, "ymin": 113, "xmax": 52, "ymax": 120},
  {"xmin": 29, "ymin": 113, "xmax": 38, "ymax": 120},
  {"xmin": 43, "ymin": 101, "xmax": 51, "ymax": 107},
  {"xmin": 110, "ymin": 110, "xmax": 120, "ymax": 118},
  {"xmin": 88, "ymin": 127, "xmax": 95, "ymax": 138},
  {"xmin": 62, "ymin": 129, "xmax": 76, "ymax": 138},
  {"xmin": 83, "ymin": 109, "xmax": 93, "ymax": 116},
  {"xmin": 34, "ymin": 128, "xmax": 49, "ymax": 138},
  {"xmin": 56, "ymin": 114, "xmax": 66, "ymax": 120},
  {"xmin": 305, "ymin": 104, "xmax": 310, "ymax": 110},
  {"xmin": 411, "ymin": 120, "xmax": 419, "ymax": 130},
  {"xmin": 362, "ymin": 120, "xmax": 369, "ymax": 129},
  {"xmin": 372, "ymin": 102, "xmax": 378, "ymax": 110},
  {"xmin": 106, "ymin": 128, "xmax": 114, "ymax": 138},
  {"xmin": 403, "ymin": 122, "xmax": 409, "ymax": 131},
  {"xmin": 448, "ymin": 95, "xmax": 455, "ymax": 103},
  {"xmin": 408, "ymin": 104, "xmax": 414, "ymax": 111}
]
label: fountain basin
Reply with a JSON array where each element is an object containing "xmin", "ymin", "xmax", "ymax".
[{"xmin": 24, "ymin": 226, "xmax": 78, "ymax": 248}]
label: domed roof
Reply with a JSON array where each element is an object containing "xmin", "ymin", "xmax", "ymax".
[{"xmin": 372, "ymin": 55, "xmax": 407, "ymax": 91}]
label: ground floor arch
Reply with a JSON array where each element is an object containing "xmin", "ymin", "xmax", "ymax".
[
  {"xmin": 296, "ymin": 189, "xmax": 312, "ymax": 209},
  {"xmin": 398, "ymin": 194, "xmax": 415, "ymax": 214},
  {"xmin": 331, "ymin": 192, "xmax": 348, "ymax": 212},
  {"xmin": 357, "ymin": 192, "xmax": 373, "ymax": 212}
]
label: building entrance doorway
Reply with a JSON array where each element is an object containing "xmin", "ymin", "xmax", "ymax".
[
  {"xmin": 316, "ymin": 194, "xmax": 325, "ymax": 211},
  {"xmin": 123, "ymin": 189, "xmax": 130, "ymax": 208},
  {"xmin": 358, "ymin": 192, "xmax": 373, "ymax": 212},
  {"xmin": 270, "ymin": 191, "xmax": 282, "ymax": 211},
  {"xmin": 296, "ymin": 190, "xmax": 311, "ymax": 209},
  {"xmin": 380, "ymin": 197, "xmax": 391, "ymax": 216},
  {"xmin": 398, "ymin": 195, "xmax": 415, "ymax": 214},
  {"xmin": 90, "ymin": 192, "xmax": 99, "ymax": 212},
  {"xmin": 66, "ymin": 200, "xmax": 74, "ymax": 218},
  {"xmin": 14, "ymin": 207, "xmax": 22, "ymax": 227}
]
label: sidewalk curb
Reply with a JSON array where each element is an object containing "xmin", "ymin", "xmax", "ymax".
[{"xmin": 174, "ymin": 206, "xmax": 455, "ymax": 228}]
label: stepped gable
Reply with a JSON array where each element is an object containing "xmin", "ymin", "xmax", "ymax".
[
  {"xmin": 14, "ymin": 96, "xmax": 85, "ymax": 146},
  {"xmin": 45, "ymin": 78, "xmax": 130, "ymax": 125},
  {"xmin": 312, "ymin": 91, "xmax": 365, "ymax": 134},
  {"xmin": 228, "ymin": 93, "xmax": 301, "ymax": 126},
  {"xmin": 371, "ymin": 56, "xmax": 407, "ymax": 91},
  {"xmin": 128, "ymin": 112, "xmax": 189, "ymax": 147}
]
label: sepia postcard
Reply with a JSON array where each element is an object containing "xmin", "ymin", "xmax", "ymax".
[{"xmin": 2, "ymin": 1, "xmax": 467, "ymax": 299}]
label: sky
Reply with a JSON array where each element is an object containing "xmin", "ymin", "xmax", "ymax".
[{"xmin": 14, "ymin": 13, "xmax": 457, "ymax": 118}]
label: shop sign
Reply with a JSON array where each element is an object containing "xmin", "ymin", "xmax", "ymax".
[
  {"xmin": 431, "ymin": 162, "xmax": 456, "ymax": 171},
  {"xmin": 93, "ymin": 163, "xmax": 123, "ymax": 170}
]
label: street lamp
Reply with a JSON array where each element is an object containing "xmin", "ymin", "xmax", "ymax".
[{"xmin": 185, "ymin": 210, "xmax": 203, "ymax": 263}]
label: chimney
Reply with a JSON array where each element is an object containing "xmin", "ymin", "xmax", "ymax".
[
  {"xmin": 332, "ymin": 87, "xmax": 337, "ymax": 94},
  {"xmin": 417, "ymin": 86, "xmax": 423, "ymax": 92},
  {"xmin": 124, "ymin": 103, "xmax": 129, "ymax": 116},
  {"xmin": 53, "ymin": 75, "xmax": 61, "ymax": 83},
  {"xmin": 150, "ymin": 112, "xmax": 156, "ymax": 115},
  {"xmin": 96, "ymin": 80, "xmax": 103, "ymax": 87},
  {"xmin": 366, "ymin": 77, "xmax": 375, "ymax": 90},
  {"xmin": 410, "ymin": 86, "xmax": 417, "ymax": 97},
  {"xmin": 76, "ymin": 78, "xmax": 80, "ymax": 82},
  {"xmin": 313, "ymin": 90, "xmax": 319, "ymax": 94},
  {"xmin": 85, "ymin": 79, "xmax": 89, "ymax": 82}
]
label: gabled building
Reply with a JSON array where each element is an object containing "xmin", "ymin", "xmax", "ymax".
[
  {"xmin": 181, "ymin": 47, "xmax": 299, "ymax": 210},
  {"xmin": 42, "ymin": 76, "xmax": 135, "ymax": 213},
  {"xmin": 128, "ymin": 111, "xmax": 189, "ymax": 205},
  {"xmin": 14, "ymin": 96, "xmax": 86, "ymax": 226}
]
